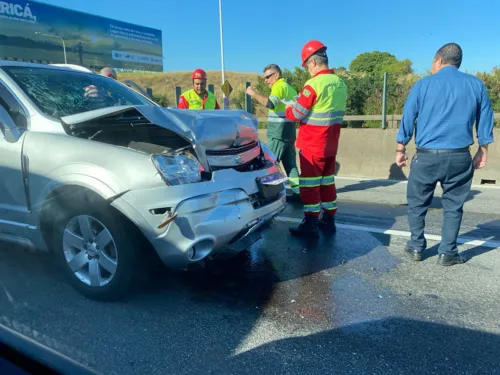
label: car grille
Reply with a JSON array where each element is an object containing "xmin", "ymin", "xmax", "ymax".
[
  {"xmin": 205, "ymin": 141, "xmax": 259, "ymax": 156},
  {"xmin": 206, "ymin": 141, "xmax": 262, "ymax": 169},
  {"xmin": 211, "ymin": 155, "xmax": 269, "ymax": 172}
]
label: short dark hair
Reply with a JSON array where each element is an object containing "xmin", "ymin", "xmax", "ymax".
[
  {"xmin": 263, "ymin": 64, "xmax": 282, "ymax": 76},
  {"xmin": 435, "ymin": 43, "xmax": 462, "ymax": 68},
  {"xmin": 309, "ymin": 47, "xmax": 329, "ymax": 67}
]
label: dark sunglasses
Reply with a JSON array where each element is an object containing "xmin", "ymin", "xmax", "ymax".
[{"xmin": 264, "ymin": 72, "xmax": 276, "ymax": 80}]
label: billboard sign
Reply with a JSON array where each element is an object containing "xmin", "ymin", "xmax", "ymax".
[{"xmin": 0, "ymin": 0, "xmax": 163, "ymax": 71}]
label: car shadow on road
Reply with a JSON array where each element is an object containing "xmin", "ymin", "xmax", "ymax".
[
  {"xmin": 336, "ymin": 163, "xmax": 407, "ymax": 194},
  {"xmin": 207, "ymin": 317, "xmax": 500, "ymax": 374},
  {"xmin": 138, "ymin": 214, "xmax": 396, "ymax": 308},
  {"xmin": 135, "ymin": 242, "xmax": 281, "ymax": 307}
]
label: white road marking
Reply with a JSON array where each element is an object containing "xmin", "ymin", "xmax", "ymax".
[
  {"xmin": 335, "ymin": 177, "xmax": 500, "ymax": 189},
  {"xmin": 275, "ymin": 216, "xmax": 500, "ymax": 249}
]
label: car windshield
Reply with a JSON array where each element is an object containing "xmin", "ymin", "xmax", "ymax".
[{"xmin": 2, "ymin": 66, "xmax": 154, "ymax": 118}]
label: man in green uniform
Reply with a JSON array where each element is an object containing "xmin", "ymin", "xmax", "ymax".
[{"xmin": 246, "ymin": 64, "xmax": 300, "ymax": 197}]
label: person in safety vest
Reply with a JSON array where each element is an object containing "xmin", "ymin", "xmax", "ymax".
[
  {"xmin": 178, "ymin": 69, "xmax": 220, "ymax": 110},
  {"xmin": 246, "ymin": 64, "xmax": 300, "ymax": 198},
  {"xmin": 285, "ymin": 40, "xmax": 348, "ymax": 237}
]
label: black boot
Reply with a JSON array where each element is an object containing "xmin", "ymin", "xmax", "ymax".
[
  {"xmin": 318, "ymin": 212, "xmax": 337, "ymax": 233},
  {"xmin": 289, "ymin": 216, "xmax": 319, "ymax": 238},
  {"xmin": 437, "ymin": 253, "xmax": 466, "ymax": 266}
]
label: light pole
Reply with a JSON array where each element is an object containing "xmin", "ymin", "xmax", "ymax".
[
  {"xmin": 35, "ymin": 32, "xmax": 67, "ymax": 64},
  {"xmin": 218, "ymin": 0, "xmax": 228, "ymax": 109}
]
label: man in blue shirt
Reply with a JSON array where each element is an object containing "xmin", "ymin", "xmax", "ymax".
[{"xmin": 396, "ymin": 43, "xmax": 494, "ymax": 266}]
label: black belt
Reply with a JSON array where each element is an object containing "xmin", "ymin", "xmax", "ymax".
[{"xmin": 416, "ymin": 147, "xmax": 469, "ymax": 154}]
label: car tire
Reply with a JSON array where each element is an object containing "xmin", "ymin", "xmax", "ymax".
[{"xmin": 52, "ymin": 200, "xmax": 144, "ymax": 301}]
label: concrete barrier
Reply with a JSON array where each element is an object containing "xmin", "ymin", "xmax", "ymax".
[{"xmin": 258, "ymin": 128, "xmax": 500, "ymax": 186}]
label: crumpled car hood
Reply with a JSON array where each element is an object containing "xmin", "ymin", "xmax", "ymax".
[
  {"xmin": 61, "ymin": 105, "xmax": 259, "ymax": 149},
  {"xmin": 61, "ymin": 105, "xmax": 260, "ymax": 171}
]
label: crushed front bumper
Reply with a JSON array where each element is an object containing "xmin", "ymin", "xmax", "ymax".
[{"xmin": 110, "ymin": 165, "xmax": 287, "ymax": 268}]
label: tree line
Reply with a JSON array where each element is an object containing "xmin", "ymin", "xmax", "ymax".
[{"xmin": 231, "ymin": 51, "xmax": 499, "ymax": 128}]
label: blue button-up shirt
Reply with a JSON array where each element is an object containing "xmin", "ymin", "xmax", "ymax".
[{"xmin": 397, "ymin": 66, "xmax": 494, "ymax": 149}]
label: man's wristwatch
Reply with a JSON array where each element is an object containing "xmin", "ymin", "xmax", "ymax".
[{"xmin": 396, "ymin": 149, "xmax": 406, "ymax": 153}]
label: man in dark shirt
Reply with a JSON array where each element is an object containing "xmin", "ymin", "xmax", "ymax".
[{"xmin": 396, "ymin": 43, "xmax": 494, "ymax": 266}]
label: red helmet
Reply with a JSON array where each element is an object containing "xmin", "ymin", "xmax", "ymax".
[
  {"xmin": 301, "ymin": 40, "xmax": 327, "ymax": 67},
  {"xmin": 192, "ymin": 68, "xmax": 207, "ymax": 80}
]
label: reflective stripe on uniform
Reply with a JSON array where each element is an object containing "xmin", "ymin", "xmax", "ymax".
[
  {"xmin": 299, "ymin": 73, "xmax": 347, "ymax": 130},
  {"xmin": 299, "ymin": 177, "xmax": 321, "ymax": 187},
  {"xmin": 307, "ymin": 110, "xmax": 345, "ymax": 118},
  {"xmin": 321, "ymin": 174, "xmax": 335, "ymax": 186},
  {"xmin": 294, "ymin": 102, "xmax": 311, "ymax": 116},
  {"xmin": 268, "ymin": 111, "xmax": 289, "ymax": 123},
  {"xmin": 301, "ymin": 110, "xmax": 345, "ymax": 126},
  {"xmin": 301, "ymin": 111, "xmax": 345, "ymax": 126},
  {"xmin": 268, "ymin": 111, "xmax": 286, "ymax": 117},
  {"xmin": 321, "ymin": 201, "xmax": 337, "ymax": 211},
  {"xmin": 269, "ymin": 95, "xmax": 280, "ymax": 107},
  {"xmin": 302, "ymin": 118, "xmax": 343, "ymax": 126},
  {"xmin": 290, "ymin": 177, "xmax": 300, "ymax": 194},
  {"xmin": 289, "ymin": 177, "xmax": 299, "ymax": 186},
  {"xmin": 304, "ymin": 203, "xmax": 321, "ymax": 213},
  {"xmin": 292, "ymin": 107, "xmax": 306, "ymax": 120}
]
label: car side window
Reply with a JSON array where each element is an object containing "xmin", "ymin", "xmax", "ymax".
[{"xmin": 0, "ymin": 82, "xmax": 28, "ymax": 130}]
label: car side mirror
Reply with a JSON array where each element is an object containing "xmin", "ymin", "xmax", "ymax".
[{"xmin": 0, "ymin": 105, "xmax": 21, "ymax": 143}]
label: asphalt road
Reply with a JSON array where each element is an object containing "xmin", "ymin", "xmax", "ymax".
[{"xmin": 0, "ymin": 178, "xmax": 499, "ymax": 375}]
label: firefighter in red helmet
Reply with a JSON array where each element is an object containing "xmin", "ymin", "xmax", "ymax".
[
  {"xmin": 178, "ymin": 69, "xmax": 220, "ymax": 110},
  {"xmin": 285, "ymin": 40, "xmax": 348, "ymax": 237}
]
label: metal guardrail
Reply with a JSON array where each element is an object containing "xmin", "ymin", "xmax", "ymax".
[
  {"xmin": 168, "ymin": 81, "xmax": 499, "ymax": 123},
  {"xmin": 256, "ymin": 115, "xmax": 398, "ymax": 122},
  {"xmin": 256, "ymin": 113, "xmax": 500, "ymax": 123}
]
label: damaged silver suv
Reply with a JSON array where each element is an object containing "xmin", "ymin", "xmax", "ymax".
[{"xmin": 0, "ymin": 62, "xmax": 287, "ymax": 300}]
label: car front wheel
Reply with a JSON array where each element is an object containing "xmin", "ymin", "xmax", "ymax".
[{"xmin": 52, "ymin": 202, "xmax": 143, "ymax": 301}]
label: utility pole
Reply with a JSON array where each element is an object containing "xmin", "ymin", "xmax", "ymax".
[{"xmin": 218, "ymin": 0, "xmax": 229, "ymax": 109}]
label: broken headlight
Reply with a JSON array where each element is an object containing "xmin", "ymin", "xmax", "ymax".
[{"xmin": 152, "ymin": 153, "xmax": 202, "ymax": 185}]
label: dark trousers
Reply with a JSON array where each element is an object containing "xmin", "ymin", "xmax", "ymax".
[{"xmin": 406, "ymin": 150, "xmax": 473, "ymax": 255}]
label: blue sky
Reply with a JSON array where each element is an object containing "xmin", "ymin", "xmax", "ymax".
[{"xmin": 40, "ymin": 0, "xmax": 499, "ymax": 75}]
